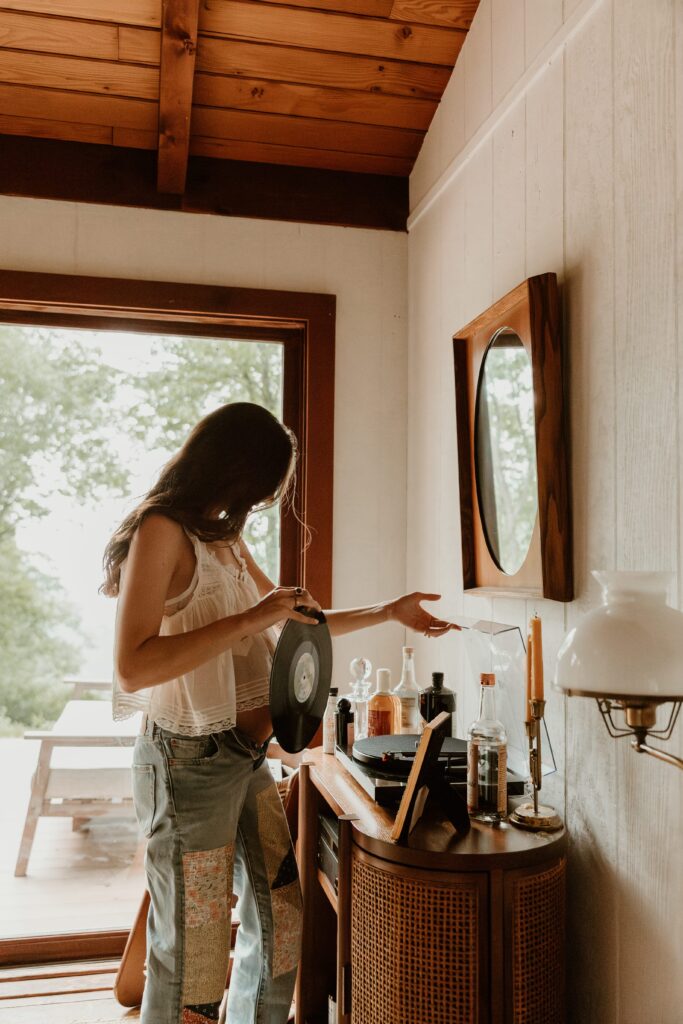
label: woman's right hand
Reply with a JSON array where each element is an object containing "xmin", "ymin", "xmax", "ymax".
[{"xmin": 240, "ymin": 586, "xmax": 322, "ymax": 635}]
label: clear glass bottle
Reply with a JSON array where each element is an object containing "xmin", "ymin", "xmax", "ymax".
[
  {"xmin": 322, "ymin": 686, "xmax": 339, "ymax": 754},
  {"xmin": 467, "ymin": 673, "xmax": 508, "ymax": 822},
  {"xmin": 367, "ymin": 669, "xmax": 398, "ymax": 736},
  {"xmin": 393, "ymin": 646, "xmax": 420, "ymax": 734},
  {"xmin": 349, "ymin": 656, "xmax": 372, "ymax": 741}
]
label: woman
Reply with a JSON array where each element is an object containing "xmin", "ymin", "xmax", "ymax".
[{"xmin": 103, "ymin": 402, "xmax": 455, "ymax": 1024}]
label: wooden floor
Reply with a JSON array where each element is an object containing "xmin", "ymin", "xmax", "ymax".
[
  {"xmin": 0, "ymin": 739, "xmax": 144, "ymax": 938},
  {"xmin": 0, "ymin": 960, "xmax": 140, "ymax": 1022}
]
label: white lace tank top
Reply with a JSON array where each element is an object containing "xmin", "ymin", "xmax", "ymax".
[{"xmin": 112, "ymin": 530, "xmax": 276, "ymax": 736}]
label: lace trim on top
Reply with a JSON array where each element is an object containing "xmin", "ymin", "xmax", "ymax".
[
  {"xmin": 235, "ymin": 674, "xmax": 270, "ymax": 712},
  {"xmin": 205, "ymin": 542, "xmax": 248, "ymax": 579}
]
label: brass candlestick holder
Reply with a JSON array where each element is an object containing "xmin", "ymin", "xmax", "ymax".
[{"xmin": 510, "ymin": 699, "xmax": 562, "ymax": 832}]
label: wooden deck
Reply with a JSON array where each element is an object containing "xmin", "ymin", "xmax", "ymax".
[
  {"xmin": 0, "ymin": 738, "xmax": 145, "ymax": 939},
  {"xmin": 0, "ymin": 960, "xmax": 141, "ymax": 1022}
]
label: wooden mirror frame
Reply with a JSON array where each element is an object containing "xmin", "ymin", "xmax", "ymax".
[{"xmin": 453, "ymin": 273, "xmax": 573, "ymax": 602}]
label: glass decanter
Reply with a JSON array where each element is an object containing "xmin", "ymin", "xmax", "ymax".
[{"xmin": 349, "ymin": 656, "xmax": 372, "ymax": 741}]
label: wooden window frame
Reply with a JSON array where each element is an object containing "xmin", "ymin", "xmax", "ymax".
[{"xmin": 0, "ymin": 268, "xmax": 335, "ymax": 966}]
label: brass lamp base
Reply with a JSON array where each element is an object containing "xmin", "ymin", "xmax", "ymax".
[{"xmin": 509, "ymin": 802, "xmax": 563, "ymax": 832}]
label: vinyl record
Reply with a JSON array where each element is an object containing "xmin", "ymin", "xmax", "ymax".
[{"xmin": 270, "ymin": 609, "xmax": 333, "ymax": 753}]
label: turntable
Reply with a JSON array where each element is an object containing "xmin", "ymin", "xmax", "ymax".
[{"xmin": 335, "ymin": 733, "xmax": 526, "ymax": 806}]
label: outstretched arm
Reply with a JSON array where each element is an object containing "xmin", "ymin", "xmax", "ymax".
[
  {"xmin": 238, "ymin": 541, "xmax": 458, "ymax": 640},
  {"xmin": 324, "ymin": 593, "xmax": 459, "ymax": 639}
]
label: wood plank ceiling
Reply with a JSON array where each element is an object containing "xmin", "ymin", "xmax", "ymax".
[{"xmin": 0, "ymin": 0, "xmax": 478, "ymax": 196}]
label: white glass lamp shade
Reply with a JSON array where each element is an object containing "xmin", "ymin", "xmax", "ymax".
[{"xmin": 555, "ymin": 572, "xmax": 683, "ymax": 700}]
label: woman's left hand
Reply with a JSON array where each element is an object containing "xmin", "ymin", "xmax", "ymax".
[{"xmin": 389, "ymin": 593, "xmax": 460, "ymax": 638}]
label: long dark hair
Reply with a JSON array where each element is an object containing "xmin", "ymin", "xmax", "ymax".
[{"xmin": 101, "ymin": 402, "xmax": 297, "ymax": 597}]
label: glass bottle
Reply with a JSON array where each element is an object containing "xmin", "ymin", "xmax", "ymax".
[
  {"xmin": 367, "ymin": 669, "xmax": 398, "ymax": 737},
  {"xmin": 393, "ymin": 646, "xmax": 420, "ymax": 734},
  {"xmin": 467, "ymin": 673, "xmax": 507, "ymax": 822},
  {"xmin": 349, "ymin": 656, "xmax": 372, "ymax": 741},
  {"xmin": 419, "ymin": 672, "xmax": 456, "ymax": 736},
  {"xmin": 322, "ymin": 686, "xmax": 339, "ymax": 754}
]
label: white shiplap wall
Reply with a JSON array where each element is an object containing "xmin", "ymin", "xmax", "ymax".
[{"xmin": 407, "ymin": 0, "xmax": 683, "ymax": 1020}]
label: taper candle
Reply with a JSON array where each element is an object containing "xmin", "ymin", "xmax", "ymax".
[
  {"xmin": 530, "ymin": 615, "xmax": 544, "ymax": 701},
  {"xmin": 525, "ymin": 634, "xmax": 533, "ymax": 723}
]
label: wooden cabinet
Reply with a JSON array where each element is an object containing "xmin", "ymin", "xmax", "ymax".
[{"xmin": 296, "ymin": 749, "xmax": 566, "ymax": 1024}]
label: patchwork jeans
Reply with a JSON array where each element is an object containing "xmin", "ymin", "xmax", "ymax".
[{"xmin": 132, "ymin": 721, "xmax": 302, "ymax": 1024}]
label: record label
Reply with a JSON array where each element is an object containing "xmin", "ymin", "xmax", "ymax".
[{"xmin": 292, "ymin": 646, "xmax": 317, "ymax": 704}]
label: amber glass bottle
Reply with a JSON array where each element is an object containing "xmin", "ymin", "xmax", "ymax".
[{"xmin": 367, "ymin": 668, "xmax": 398, "ymax": 736}]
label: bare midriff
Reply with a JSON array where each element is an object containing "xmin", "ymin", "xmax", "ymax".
[{"xmin": 236, "ymin": 705, "xmax": 274, "ymax": 745}]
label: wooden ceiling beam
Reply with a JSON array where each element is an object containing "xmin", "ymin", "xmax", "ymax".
[
  {"xmin": 157, "ymin": 0, "xmax": 199, "ymax": 195},
  {"xmin": 0, "ymin": 134, "xmax": 409, "ymax": 231}
]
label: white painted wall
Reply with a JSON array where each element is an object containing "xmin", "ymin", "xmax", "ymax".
[
  {"xmin": 0, "ymin": 196, "xmax": 409, "ymax": 689},
  {"xmin": 408, "ymin": 0, "xmax": 683, "ymax": 1020}
]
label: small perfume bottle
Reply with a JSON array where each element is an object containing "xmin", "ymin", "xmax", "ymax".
[
  {"xmin": 349, "ymin": 657, "xmax": 372, "ymax": 741},
  {"xmin": 367, "ymin": 669, "xmax": 398, "ymax": 736},
  {"xmin": 392, "ymin": 646, "xmax": 420, "ymax": 734},
  {"xmin": 467, "ymin": 673, "xmax": 508, "ymax": 822}
]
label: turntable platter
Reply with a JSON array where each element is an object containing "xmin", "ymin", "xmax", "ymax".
[{"xmin": 352, "ymin": 734, "xmax": 467, "ymax": 777}]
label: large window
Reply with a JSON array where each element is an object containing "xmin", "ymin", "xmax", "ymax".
[{"xmin": 0, "ymin": 270, "xmax": 334, "ymax": 963}]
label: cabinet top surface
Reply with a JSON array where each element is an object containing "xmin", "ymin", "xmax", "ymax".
[{"xmin": 304, "ymin": 748, "xmax": 566, "ymax": 871}]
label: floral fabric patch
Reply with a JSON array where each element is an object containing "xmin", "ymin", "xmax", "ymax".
[
  {"xmin": 256, "ymin": 786, "xmax": 302, "ymax": 979},
  {"xmin": 182, "ymin": 845, "xmax": 234, "ymax": 1006},
  {"xmin": 271, "ymin": 880, "xmax": 303, "ymax": 978},
  {"xmin": 184, "ymin": 845, "xmax": 232, "ymax": 928}
]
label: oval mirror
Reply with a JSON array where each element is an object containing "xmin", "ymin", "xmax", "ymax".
[{"xmin": 474, "ymin": 329, "xmax": 538, "ymax": 575}]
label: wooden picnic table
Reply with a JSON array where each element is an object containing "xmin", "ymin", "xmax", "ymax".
[
  {"xmin": 14, "ymin": 693, "xmax": 141, "ymax": 878},
  {"xmin": 15, "ymin": 684, "xmax": 285, "ymax": 879}
]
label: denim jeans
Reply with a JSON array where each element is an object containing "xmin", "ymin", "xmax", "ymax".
[{"xmin": 132, "ymin": 721, "xmax": 302, "ymax": 1024}]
